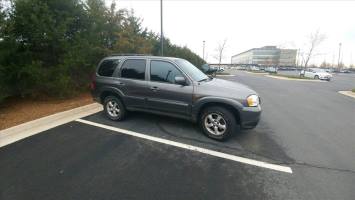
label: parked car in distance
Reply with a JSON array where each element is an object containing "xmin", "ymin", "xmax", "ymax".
[
  {"xmin": 300, "ymin": 68, "xmax": 332, "ymax": 81},
  {"xmin": 265, "ymin": 66, "xmax": 278, "ymax": 73},
  {"xmin": 339, "ymin": 69, "xmax": 351, "ymax": 73},
  {"xmin": 91, "ymin": 55, "xmax": 261, "ymax": 140},
  {"xmin": 325, "ymin": 68, "xmax": 335, "ymax": 73},
  {"xmin": 201, "ymin": 63, "xmax": 218, "ymax": 75},
  {"xmin": 249, "ymin": 66, "xmax": 260, "ymax": 71},
  {"xmin": 218, "ymin": 66, "xmax": 225, "ymax": 72}
]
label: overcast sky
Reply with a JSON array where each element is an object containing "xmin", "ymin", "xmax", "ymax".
[{"xmin": 106, "ymin": 0, "xmax": 355, "ymax": 66}]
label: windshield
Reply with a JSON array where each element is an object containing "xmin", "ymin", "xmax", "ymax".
[{"xmin": 175, "ymin": 59, "xmax": 209, "ymax": 81}]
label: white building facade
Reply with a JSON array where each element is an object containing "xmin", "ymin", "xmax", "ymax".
[{"xmin": 231, "ymin": 46, "xmax": 297, "ymax": 67}]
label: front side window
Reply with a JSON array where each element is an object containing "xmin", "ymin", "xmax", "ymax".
[
  {"xmin": 150, "ymin": 60, "xmax": 183, "ymax": 84},
  {"xmin": 121, "ymin": 59, "xmax": 146, "ymax": 80},
  {"xmin": 175, "ymin": 59, "xmax": 208, "ymax": 81},
  {"xmin": 98, "ymin": 59, "xmax": 120, "ymax": 77}
]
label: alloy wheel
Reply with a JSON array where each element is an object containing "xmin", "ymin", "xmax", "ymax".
[{"xmin": 204, "ymin": 113, "xmax": 227, "ymax": 136}]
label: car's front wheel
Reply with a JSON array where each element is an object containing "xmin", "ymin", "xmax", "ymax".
[
  {"xmin": 103, "ymin": 96, "xmax": 126, "ymax": 121},
  {"xmin": 199, "ymin": 106, "xmax": 237, "ymax": 141},
  {"xmin": 314, "ymin": 75, "xmax": 319, "ymax": 79}
]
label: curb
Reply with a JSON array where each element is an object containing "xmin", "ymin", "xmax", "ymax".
[
  {"xmin": 338, "ymin": 91, "xmax": 355, "ymax": 99},
  {"xmin": 264, "ymin": 75, "xmax": 325, "ymax": 82},
  {"xmin": 0, "ymin": 103, "xmax": 103, "ymax": 148},
  {"xmin": 243, "ymin": 71, "xmax": 269, "ymax": 75}
]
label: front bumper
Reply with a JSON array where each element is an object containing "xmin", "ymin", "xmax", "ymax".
[
  {"xmin": 319, "ymin": 76, "xmax": 331, "ymax": 80},
  {"xmin": 240, "ymin": 105, "xmax": 261, "ymax": 129}
]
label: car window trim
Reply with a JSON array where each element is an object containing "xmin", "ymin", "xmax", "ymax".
[
  {"xmin": 148, "ymin": 58, "xmax": 192, "ymax": 85},
  {"xmin": 118, "ymin": 58, "xmax": 147, "ymax": 80},
  {"xmin": 148, "ymin": 59, "xmax": 188, "ymax": 85}
]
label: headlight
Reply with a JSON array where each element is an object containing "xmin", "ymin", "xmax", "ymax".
[{"xmin": 247, "ymin": 95, "xmax": 259, "ymax": 107}]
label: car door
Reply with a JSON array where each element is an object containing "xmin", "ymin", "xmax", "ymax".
[
  {"xmin": 146, "ymin": 59, "xmax": 193, "ymax": 116},
  {"xmin": 304, "ymin": 69, "xmax": 314, "ymax": 78},
  {"xmin": 116, "ymin": 58, "xmax": 148, "ymax": 109}
]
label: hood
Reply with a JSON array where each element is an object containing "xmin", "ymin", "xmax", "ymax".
[{"xmin": 195, "ymin": 78, "xmax": 258, "ymax": 100}]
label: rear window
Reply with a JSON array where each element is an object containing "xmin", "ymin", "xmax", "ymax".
[
  {"xmin": 120, "ymin": 59, "xmax": 146, "ymax": 80},
  {"xmin": 98, "ymin": 59, "xmax": 120, "ymax": 77}
]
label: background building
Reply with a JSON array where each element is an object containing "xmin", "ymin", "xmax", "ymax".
[{"xmin": 231, "ymin": 46, "xmax": 297, "ymax": 67}]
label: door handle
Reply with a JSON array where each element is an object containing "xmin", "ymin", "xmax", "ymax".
[
  {"xmin": 150, "ymin": 86, "xmax": 159, "ymax": 91},
  {"xmin": 117, "ymin": 82, "xmax": 125, "ymax": 86}
]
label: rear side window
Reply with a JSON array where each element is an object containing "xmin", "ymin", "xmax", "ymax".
[
  {"xmin": 150, "ymin": 60, "xmax": 183, "ymax": 84},
  {"xmin": 98, "ymin": 59, "xmax": 120, "ymax": 77},
  {"xmin": 121, "ymin": 59, "xmax": 146, "ymax": 80}
]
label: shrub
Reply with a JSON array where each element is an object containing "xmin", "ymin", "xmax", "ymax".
[{"xmin": 0, "ymin": 0, "xmax": 206, "ymax": 103}]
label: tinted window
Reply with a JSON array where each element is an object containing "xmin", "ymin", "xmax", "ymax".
[
  {"xmin": 121, "ymin": 59, "xmax": 146, "ymax": 80},
  {"xmin": 98, "ymin": 59, "xmax": 120, "ymax": 77},
  {"xmin": 150, "ymin": 61, "xmax": 183, "ymax": 84}
]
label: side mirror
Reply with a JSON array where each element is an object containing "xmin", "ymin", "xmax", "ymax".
[{"xmin": 175, "ymin": 76, "xmax": 187, "ymax": 85}]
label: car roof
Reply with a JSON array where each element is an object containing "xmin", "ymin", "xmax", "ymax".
[{"xmin": 103, "ymin": 55, "xmax": 180, "ymax": 62}]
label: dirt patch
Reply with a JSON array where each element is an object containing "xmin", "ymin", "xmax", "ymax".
[{"xmin": 0, "ymin": 93, "xmax": 94, "ymax": 130}]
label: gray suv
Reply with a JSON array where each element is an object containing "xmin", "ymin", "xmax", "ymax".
[{"xmin": 91, "ymin": 55, "xmax": 261, "ymax": 140}]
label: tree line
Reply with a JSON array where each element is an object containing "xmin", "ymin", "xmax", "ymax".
[{"xmin": 0, "ymin": 0, "xmax": 205, "ymax": 102}]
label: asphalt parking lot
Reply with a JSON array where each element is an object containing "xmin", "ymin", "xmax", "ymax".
[{"xmin": 1, "ymin": 70, "xmax": 354, "ymax": 200}]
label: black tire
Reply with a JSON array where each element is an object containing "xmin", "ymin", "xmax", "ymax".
[
  {"xmin": 314, "ymin": 75, "xmax": 319, "ymax": 79},
  {"xmin": 103, "ymin": 96, "xmax": 126, "ymax": 121},
  {"xmin": 199, "ymin": 106, "xmax": 237, "ymax": 141}
]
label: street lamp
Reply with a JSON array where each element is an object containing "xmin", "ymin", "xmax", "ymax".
[
  {"xmin": 160, "ymin": 0, "xmax": 163, "ymax": 56},
  {"xmin": 203, "ymin": 40, "xmax": 205, "ymax": 60},
  {"xmin": 338, "ymin": 43, "xmax": 342, "ymax": 70}
]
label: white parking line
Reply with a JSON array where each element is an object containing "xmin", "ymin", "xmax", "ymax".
[{"xmin": 75, "ymin": 119, "xmax": 293, "ymax": 174}]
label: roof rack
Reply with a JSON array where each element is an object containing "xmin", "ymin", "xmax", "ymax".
[{"xmin": 109, "ymin": 53, "xmax": 152, "ymax": 56}]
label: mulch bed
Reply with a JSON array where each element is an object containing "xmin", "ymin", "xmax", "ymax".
[{"xmin": 0, "ymin": 93, "xmax": 94, "ymax": 130}]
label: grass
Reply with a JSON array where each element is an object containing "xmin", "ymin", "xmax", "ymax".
[
  {"xmin": 270, "ymin": 74, "xmax": 314, "ymax": 80},
  {"xmin": 352, "ymin": 88, "xmax": 355, "ymax": 93}
]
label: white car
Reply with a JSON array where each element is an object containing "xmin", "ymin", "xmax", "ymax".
[
  {"xmin": 300, "ymin": 68, "xmax": 332, "ymax": 81},
  {"xmin": 249, "ymin": 66, "xmax": 260, "ymax": 71},
  {"xmin": 265, "ymin": 66, "xmax": 278, "ymax": 73}
]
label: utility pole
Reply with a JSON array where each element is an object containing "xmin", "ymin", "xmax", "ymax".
[
  {"xmin": 160, "ymin": 0, "xmax": 163, "ymax": 56},
  {"xmin": 338, "ymin": 42, "xmax": 342, "ymax": 70},
  {"xmin": 332, "ymin": 53, "xmax": 335, "ymax": 68},
  {"xmin": 350, "ymin": 52, "xmax": 353, "ymax": 68},
  {"xmin": 203, "ymin": 40, "xmax": 205, "ymax": 60},
  {"xmin": 296, "ymin": 48, "xmax": 300, "ymax": 67}
]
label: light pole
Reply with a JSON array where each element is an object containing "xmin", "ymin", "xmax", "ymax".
[
  {"xmin": 338, "ymin": 42, "xmax": 342, "ymax": 70},
  {"xmin": 203, "ymin": 40, "xmax": 205, "ymax": 60},
  {"xmin": 160, "ymin": 0, "xmax": 163, "ymax": 56},
  {"xmin": 296, "ymin": 48, "xmax": 300, "ymax": 67}
]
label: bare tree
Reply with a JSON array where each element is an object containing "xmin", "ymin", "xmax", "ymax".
[
  {"xmin": 303, "ymin": 30, "xmax": 326, "ymax": 68},
  {"xmin": 213, "ymin": 38, "xmax": 227, "ymax": 66}
]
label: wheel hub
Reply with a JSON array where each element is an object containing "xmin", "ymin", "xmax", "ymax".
[
  {"xmin": 204, "ymin": 113, "xmax": 227, "ymax": 136},
  {"xmin": 106, "ymin": 100, "xmax": 120, "ymax": 117}
]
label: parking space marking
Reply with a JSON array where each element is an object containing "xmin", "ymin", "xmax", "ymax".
[{"xmin": 75, "ymin": 119, "xmax": 292, "ymax": 174}]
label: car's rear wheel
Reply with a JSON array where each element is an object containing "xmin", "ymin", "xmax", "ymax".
[
  {"xmin": 103, "ymin": 96, "xmax": 126, "ymax": 121},
  {"xmin": 199, "ymin": 106, "xmax": 237, "ymax": 141},
  {"xmin": 314, "ymin": 75, "xmax": 319, "ymax": 79}
]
